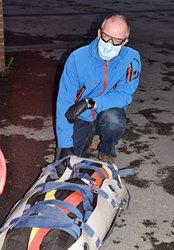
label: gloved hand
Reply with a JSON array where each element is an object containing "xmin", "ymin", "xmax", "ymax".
[
  {"xmin": 59, "ymin": 147, "xmax": 74, "ymax": 171},
  {"xmin": 59, "ymin": 147, "xmax": 74, "ymax": 159},
  {"xmin": 65, "ymin": 99, "xmax": 95, "ymax": 123}
]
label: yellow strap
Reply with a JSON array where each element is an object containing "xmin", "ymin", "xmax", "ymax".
[{"xmin": 27, "ymin": 180, "xmax": 64, "ymax": 249}]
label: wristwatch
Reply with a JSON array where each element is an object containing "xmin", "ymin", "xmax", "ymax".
[{"xmin": 87, "ymin": 99, "xmax": 95, "ymax": 109}]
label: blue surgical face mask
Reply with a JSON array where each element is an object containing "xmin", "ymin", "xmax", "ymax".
[{"xmin": 98, "ymin": 39, "xmax": 122, "ymax": 60}]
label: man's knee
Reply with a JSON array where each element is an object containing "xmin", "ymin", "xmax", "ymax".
[{"xmin": 97, "ymin": 108, "xmax": 126, "ymax": 132}]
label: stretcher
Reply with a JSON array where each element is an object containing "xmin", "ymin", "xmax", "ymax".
[{"xmin": 0, "ymin": 155, "xmax": 134, "ymax": 250}]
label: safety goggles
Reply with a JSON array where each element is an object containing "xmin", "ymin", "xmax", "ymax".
[{"xmin": 100, "ymin": 30, "xmax": 126, "ymax": 46}]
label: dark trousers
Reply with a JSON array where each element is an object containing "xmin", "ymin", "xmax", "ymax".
[{"xmin": 56, "ymin": 108, "xmax": 126, "ymax": 159}]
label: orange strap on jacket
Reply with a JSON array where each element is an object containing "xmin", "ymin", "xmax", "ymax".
[
  {"xmin": 126, "ymin": 63, "xmax": 132, "ymax": 83},
  {"xmin": 75, "ymin": 86, "xmax": 86, "ymax": 103}
]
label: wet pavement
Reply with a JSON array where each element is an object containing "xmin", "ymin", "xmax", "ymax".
[{"xmin": 0, "ymin": 0, "xmax": 174, "ymax": 249}]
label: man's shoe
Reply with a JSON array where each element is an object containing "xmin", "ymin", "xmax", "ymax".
[
  {"xmin": 98, "ymin": 153, "xmax": 115, "ymax": 164},
  {"xmin": 89, "ymin": 136, "xmax": 98, "ymax": 150}
]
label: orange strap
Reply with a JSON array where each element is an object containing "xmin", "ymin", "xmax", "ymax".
[
  {"xmin": 91, "ymin": 167, "xmax": 109, "ymax": 186},
  {"xmin": 74, "ymin": 167, "xmax": 109, "ymax": 186}
]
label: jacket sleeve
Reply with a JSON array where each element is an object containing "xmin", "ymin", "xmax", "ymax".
[
  {"xmin": 93, "ymin": 53, "xmax": 141, "ymax": 113},
  {"xmin": 56, "ymin": 53, "xmax": 80, "ymax": 148}
]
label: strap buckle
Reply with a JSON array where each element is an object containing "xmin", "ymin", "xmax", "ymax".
[{"xmin": 90, "ymin": 183, "xmax": 99, "ymax": 194}]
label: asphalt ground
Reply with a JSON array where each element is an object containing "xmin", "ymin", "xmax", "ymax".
[{"xmin": 0, "ymin": 0, "xmax": 174, "ymax": 249}]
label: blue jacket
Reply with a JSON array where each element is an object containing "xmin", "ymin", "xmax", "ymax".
[{"xmin": 56, "ymin": 37, "xmax": 141, "ymax": 147}]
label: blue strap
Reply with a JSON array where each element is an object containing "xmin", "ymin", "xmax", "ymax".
[
  {"xmin": 83, "ymin": 210, "xmax": 92, "ymax": 222},
  {"xmin": 72, "ymin": 172, "xmax": 96, "ymax": 182},
  {"xmin": 89, "ymin": 184, "xmax": 115, "ymax": 208},
  {"xmin": 42, "ymin": 160, "xmax": 60, "ymax": 179},
  {"xmin": 23, "ymin": 200, "xmax": 83, "ymax": 220},
  {"xmin": 42, "ymin": 156, "xmax": 71, "ymax": 179},
  {"xmin": 10, "ymin": 200, "xmax": 83, "ymax": 239},
  {"xmin": 107, "ymin": 162, "xmax": 135, "ymax": 187},
  {"xmin": 37, "ymin": 181, "xmax": 115, "ymax": 209},
  {"xmin": 36, "ymin": 182, "xmax": 94, "ymax": 214},
  {"xmin": 11, "ymin": 206, "xmax": 99, "ymax": 246},
  {"xmin": 116, "ymin": 169, "xmax": 135, "ymax": 176},
  {"xmin": 124, "ymin": 184, "xmax": 131, "ymax": 210},
  {"xmin": 12, "ymin": 215, "xmax": 80, "ymax": 240},
  {"xmin": 102, "ymin": 199, "xmax": 126, "ymax": 244},
  {"xmin": 73, "ymin": 161, "xmax": 134, "ymax": 209},
  {"xmin": 73, "ymin": 217, "xmax": 100, "ymax": 248},
  {"xmin": 74, "ymin": 160, "xmax": 106, "ymax": 181}
]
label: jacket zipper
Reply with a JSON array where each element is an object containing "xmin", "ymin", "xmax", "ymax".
[
  {"xmin": 91, "ymin": 60, "xmax": 108, "ymax": 120},
  {"xmin": 96, "ymin": 60, "xmax": 108, "ymax": 97}
]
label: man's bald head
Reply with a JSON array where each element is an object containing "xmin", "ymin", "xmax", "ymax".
[{"xmin": 101, "ymin": 14, "xmax": 130, "ymax": 39}]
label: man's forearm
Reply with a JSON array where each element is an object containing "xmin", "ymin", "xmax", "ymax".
[{"xmin": 65, "ymin": 98, "xmax": 96, "ymax": 124}]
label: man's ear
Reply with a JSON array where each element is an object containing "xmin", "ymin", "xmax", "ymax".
[
  {"xmin": 124, "ymin": 38, "xmax": 129, "ymax": 46},
  {"xmin": 97, "ymin": 29, "xmax": 101, "ymax": 40}
]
